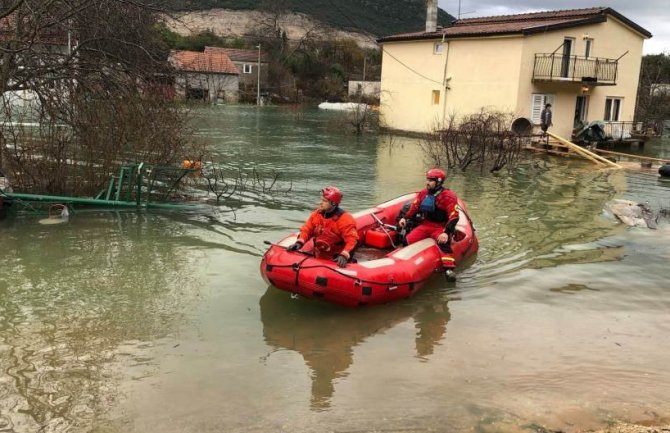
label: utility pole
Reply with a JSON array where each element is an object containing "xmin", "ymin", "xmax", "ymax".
[
  {"xmin": 256, "ymin": 44, "xmax": 261, "ymax": 106},
  {"xmin": 363, "ymin": 57, "xmax": 367, "ymax": 82}
]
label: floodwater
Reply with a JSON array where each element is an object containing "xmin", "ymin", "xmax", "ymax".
[{"xmin": 1, "ymin": 106, "xmax": 669, "ymax": 433}]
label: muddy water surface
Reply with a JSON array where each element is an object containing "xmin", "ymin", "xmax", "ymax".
[{"xmin": 1, "ymin": 106, "xmax": 669, "ymax": 432}]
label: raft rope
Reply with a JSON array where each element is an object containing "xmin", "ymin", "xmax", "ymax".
[
  {"xmin": 369, "ymin": 212, "xmax": 398, "ymax": 249},
  {"xmin": 264, "ymin": 207, "xmax": 476, "ymax": 288},
  {"xmin": 292, "ymin": 255, "xmax": 311, "ymax": 288},
  {"xmin": 265, "ymin": 256, "xmax": 431, "ymax": 287}
]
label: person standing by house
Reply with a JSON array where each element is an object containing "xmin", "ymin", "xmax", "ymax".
[
  {"xmin": 398, "ymin": 168, "xmax": 460, "ymax": 282},
  {"xmin": 287, "ymin": 186, "xmax": 359, "ymax": 268},
  {"xmin": 540, "ymin": 103, "xmax": 553, "ymax": 135}
]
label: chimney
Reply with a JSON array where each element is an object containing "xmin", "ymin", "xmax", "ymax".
[{"xmin": 426, "ymin": 0, "xmax": 438, "ymax": 33}]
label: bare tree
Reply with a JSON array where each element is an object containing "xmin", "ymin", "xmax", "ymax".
[
  {"xmin": 423, "ymin": 110, "xmax": 525, "ymax": 173},
  {"xmin": 200, "ymin": 163, "xmax": 292, "ymax": 206},
  {"xmin": 635, "ymin": 53, "xmax": 670, "ymax": 134},
  {"xmin": 0, "ymin": 0, "xmax": 170, "ymax": 96},
  {"xmin": 258, "ymin": 0, "xmax": 290, "ymax": 42},
  {"xmin": 0, "ymin": 0, "xmax": 203, "ymax": 196}
]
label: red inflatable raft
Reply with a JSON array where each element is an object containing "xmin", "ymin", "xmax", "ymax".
[{"xmin": 260, "ymin": 193, "xmax": 478, "ymax": 307}]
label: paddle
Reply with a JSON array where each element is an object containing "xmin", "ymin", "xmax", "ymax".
[{"xmin": 264, "ymin": 240, "xmax": 313, "ymax": 256}]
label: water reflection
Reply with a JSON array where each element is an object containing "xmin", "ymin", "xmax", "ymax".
[
  {"xmin": 259, "ymin": 286, "xmax": 450, "ymax": 411},
  {"xmin": 0, "ymin": 212, "xmax": 201, "ymax": 432}
]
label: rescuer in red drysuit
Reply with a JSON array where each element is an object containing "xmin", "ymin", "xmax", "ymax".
[
  {"xmin": 398, "ymin": 168, "xmax": 460, "ymax": 282},
  {"xmin": 287, "ymin": 186, "xmax": 359, "ymax": 267}
]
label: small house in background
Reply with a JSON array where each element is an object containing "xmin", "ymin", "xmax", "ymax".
[
  {"xmin": 378, "ymin": 6, "xmax": 652, "ymax": 139},
  {"xmin": 204, "ymin": 47, "xmax": 269, "ymax": 99},
  {"xmin": 348, "ymin": 81, "xmax": 381, "ymax": 100},
  {"xmin": 169, "ymin": 50, "xmax": 239, "ymax": 103},
  {"xmin": 0, "ymin": 13, "xmax": 70, "ymax": 53},
  {"xmin": 1, "ymin": 13, "xmax": 71, "ymax": 113}
]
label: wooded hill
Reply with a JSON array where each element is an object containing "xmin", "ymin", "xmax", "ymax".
[{"xmin": 165, "ymin": 0, "xmax": 455, "ymax": 37}]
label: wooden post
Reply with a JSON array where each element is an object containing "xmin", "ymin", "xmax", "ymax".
[{"xmin": 547, "ymin": 132, "xmax": 622, "ymax": 169}]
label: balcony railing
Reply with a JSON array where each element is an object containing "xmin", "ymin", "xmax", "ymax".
[
  {"xmin": 572, "ymin": 121, "xmax": 645, "ymax": 143},
  {"xmin": 602, "ymin": 121, "xmax": 644, "ymax": 140},
  {"xmin": 533, "ymin": 54, "xmax": 618, "ymax": 85}
]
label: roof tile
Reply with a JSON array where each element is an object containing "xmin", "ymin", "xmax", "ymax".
[
  {"xmin": 204, "ymin": 47, "xmax": 268, "ymax": 63},
  {"xmin": 379, "ymin": 7, "xmax": 651, "ymax": 42},
  {"xmin": 169, "ymin": 50, "xmax": 239, "ymax": 75}
]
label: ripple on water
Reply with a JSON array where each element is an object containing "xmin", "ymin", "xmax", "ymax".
[{"xmin": 3, "ymin": 111, "xmax": 670, "ymax": 433}]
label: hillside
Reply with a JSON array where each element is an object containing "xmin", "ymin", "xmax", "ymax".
[
  {"xmin": 164, "ymin": 9, "xmax": 380, "ymax": 49},
  {"xmin": 165, "ymin": 0, "xmax": 454, "ymax": 37}
]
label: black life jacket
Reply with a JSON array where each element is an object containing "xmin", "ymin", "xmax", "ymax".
[{"xmin": 419, "ymin": 188, "xmax": 448, "ymax": 223}]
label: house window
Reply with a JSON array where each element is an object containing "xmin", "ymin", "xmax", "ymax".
[
  {"xmin": 434, "ymin": 42, "xmax": 444, "ymax": 54},
  {"xmin": 243, "ymin": 64, "xmax": 252, "ymax": 74},
  {"xmin": 531, "ymin": 93, "xmax": 554, "ymax": 124},
  {"xmin": 574, "ymin": 95, "xmax": 589, "ymax": 126},
  {"xmin": 604, "ymin": 97, "xmax": 622, "ymax": 121},
  {"xmin": 432, "ymin": 90, "xmax": 440, "ymax": 105},
  {"xmin": 584, "ymin": 38, "xmax": 593, "ymax": 58}
]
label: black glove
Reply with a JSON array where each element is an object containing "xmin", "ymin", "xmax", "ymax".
[
  {"xmin": 287, "ymin": 241, "xmax": 303, "ymax": 251},
  {"xmin": 445, "ymin": 218, "xmax": 459, "ymax": 235},
  {"xmin": 333, "ymin": 254, "xmax": 348, "ymax": 268}
]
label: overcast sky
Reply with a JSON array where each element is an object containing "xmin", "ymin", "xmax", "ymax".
[{"xmin": 437, "ymin": 0, "xmax": 667, "ymax": 54}]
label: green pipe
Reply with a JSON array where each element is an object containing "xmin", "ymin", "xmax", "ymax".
[
  {"xmin": 126, "ymin": 166, "xmax": 136, "ymax": 201},
  {"xmin": 115, "ymin": 168, "xmax": 124, "ymax": 201},
  {"xmin": 136, "ymin": 162, "xmax": 144, "ymax": 206},
  {"xmin": 105, "ymin": 176, "xmax": 115, "ymax": 200},
  {"xmin": 5, "ymin": 192, "xmax": 201, "ymax": 210}
]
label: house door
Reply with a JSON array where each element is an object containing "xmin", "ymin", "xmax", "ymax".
[
  {"xmin": 574, "ymin": 95, "xmax": 589, "ymax": 127},
  {"xmin": 186, "ymin": 87, "xmax": 207, "ymax": 100},
  {"xmin": 561, "ymin": 38, "xmax": 573, "ymax": 78}
]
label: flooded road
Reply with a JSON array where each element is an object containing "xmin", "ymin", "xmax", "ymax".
[{"xmin": 1, "ymin": 106, "xmax": 669, "ymax": 432}]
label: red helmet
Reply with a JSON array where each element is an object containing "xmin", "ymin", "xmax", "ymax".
[
  {"xmin": 321, "ymin": 186, "xmax": 342, "ymax": 205},
  {"xmin": 426, "ymin": 168, "xmax": 446, "ymax": 183}
]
